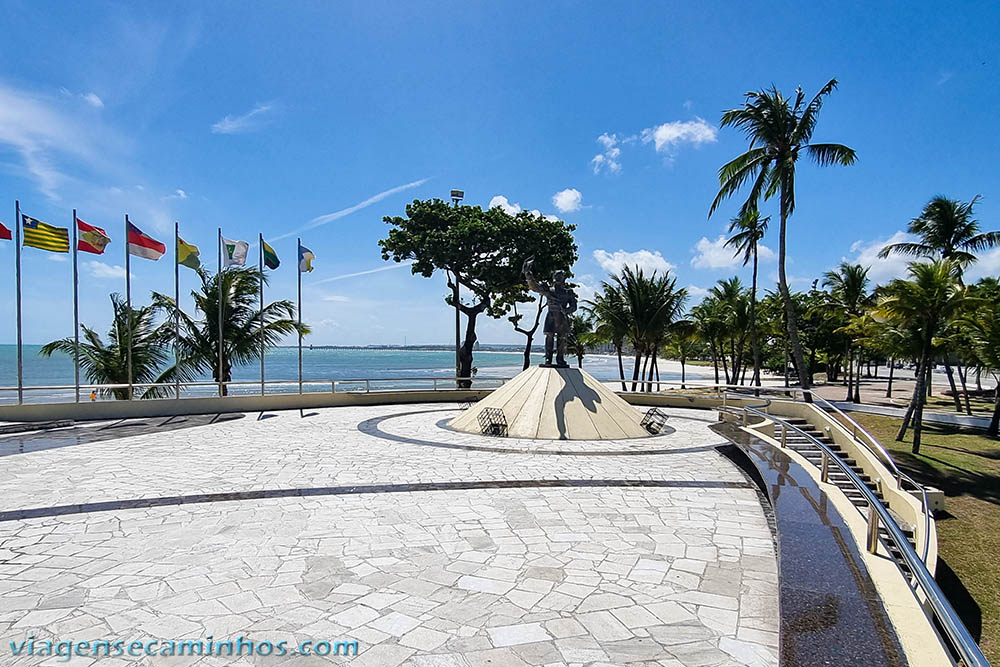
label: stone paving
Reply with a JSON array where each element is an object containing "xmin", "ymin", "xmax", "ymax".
[{"xmin": 0, "ymin": 404, "xmax": 778, "ymax": 666}]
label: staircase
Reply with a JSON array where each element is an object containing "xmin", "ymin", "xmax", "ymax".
[{"xmin": 775, "ymin": 416, "xmax": 918, "ymax": 572}]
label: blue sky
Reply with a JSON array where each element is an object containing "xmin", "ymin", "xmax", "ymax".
[{"xmin": 0, "ymin": 1, "xmax": 997, "ymax": 346}]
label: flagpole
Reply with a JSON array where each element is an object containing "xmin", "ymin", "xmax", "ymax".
[
  {"xmin": 72, "ymin": 209, "xmax": 80, "ymax": 403},
  {"xmin": 125, "ymin": 214, "xmax": 132, "ymax": 400},
  {"xmin": 174, "ymin": 222, "xmax": 180, "ymax": 400},
  {"xmin": 217, "ymin": 228, "xmax": 224, "ymax": 398},
  {"xmin": 259, "ymin": 233, "xmax": 264, "ymax": 397},
  {"xmin": 297, "ymin": 238, "xmax": 303, "ymax": 396},
  {"xmin": 14, "ymin": 200, "xmax": 23, "ymax": 405}
]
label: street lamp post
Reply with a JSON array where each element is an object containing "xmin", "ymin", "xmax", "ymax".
[{"xmin": 451, "ymin": 189, "xmax": 463, "ymax": 385}]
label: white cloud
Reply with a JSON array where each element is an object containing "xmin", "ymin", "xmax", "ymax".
[
  {"xmin": 593, "ymin": 249, "xmax": 675, "ymax": 276},
  {"xmin": 641, "ymin": 118, "xmax": 718, "ymax": 154},
  {"xmin": 211, "ymin": 102, "xmax": 275, "ymax": 134},
  {"xmin": 85, "ymin": 261, "xmax": 127, "ymax": 279},
  {"xmin": 967, "ymin": 247, "xmax": 1000, "ymax": 282},
  {"xmin": 272, "ymin": 178, "xmax": 429, "ymax": 241},
  {"xmin": 82, "ymin": 92, "xmax": 104, "ymax": 109},
  {"xmin": 686, "ymin": 284, "xmax": 710, "ymax": 301},
  {"xmin": 591, "ymin": 133, "xmax": 622, "ymax": 174},
  {"xmin": 163, "ymin": 188, "xmax": 188, "ymax": 200},
  {"xmin": 552, "ymin": 188, "xmax": 582, "ymax": 213},
  {"xmin": 691, "ymin": 235, "xmax": 775, "ymax": 270},
  {"xmin": 489, "ymin": 195, "xmax": 521, "ymax": 215},
  {"xmin": 842, "ymin": 230, "xmax": 914, "ymax": 283}
]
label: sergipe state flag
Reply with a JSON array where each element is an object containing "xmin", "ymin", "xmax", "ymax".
[
  {"xmin": 298, "ymin": 244, "xmax": 315, "ymax": 272},
  {"xmin": 77, "ymin": 219, "xmax": 111, "ymax": 255},
  {"xmin": 223, "ymin": 237, "xmax": 249, "ymax": 267},
  {"xmin": 262, "ymin": 240, "xmax": 280, "ymax": 269},
  {"xmin": 22, "ymin": 215, "xmax": 70, "ymax": 253},
  {"xmin": 0, "ymin": 221, "xmax": 11, "ymax": 240},
  {"xmin": 127, "ymin": 221, "xmax": 166, "ymax": 260},
  {"xmin": 177, "ymin": 237, "xmax": 201, "ymax": 270}
]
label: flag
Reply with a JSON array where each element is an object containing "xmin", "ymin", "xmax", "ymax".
[
  {"xmin": 262, "ymin": 240, "xmax": 280, "ymax": 270},
  {"xmin": 0, "ymin": 221, "xmax": 11, "ymax": 241},
  {"xmin": 76, "ymin": 219, "xmax": 111, "ymax": 255},
  {"xmin": 298, "ymin": 244, "xmax": 315, "ymax": 272},
  {"xmin": 127, "ymin": 222, "xmax": 166, "ymax": 260},
  {"xmin": 177, "ymin": 237, "xmax": 201, "ymax": 270},
  {"xmin": 223, "ymin": 237, "xmax": 249, "ymax": 267},
  {"xmin": 22, "ymin": 215, "xmax": 70, "ymax": 253}
]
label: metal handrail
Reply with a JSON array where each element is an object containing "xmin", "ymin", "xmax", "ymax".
[{"xmin": 741, "ymin": 405, "xmax": 987, "ymax": 667}]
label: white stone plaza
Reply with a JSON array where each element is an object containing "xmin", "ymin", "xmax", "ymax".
[{"xmin": 0, "ymin": 403, "xmax": 778, "ymax": 666}]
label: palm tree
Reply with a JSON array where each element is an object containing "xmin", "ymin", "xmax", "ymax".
[
  {"xmin": 822, "ymin": 263, "xmax": 871, "ymax": 402},
  {"xmin": 610, "ymin": 266, "xmax": 688, "ymax": 391},
  {"xmin": 877, "ymin": 260, "xmax": 976, "ymax": 452},
  {"xmin": 878, "ymin": 195, "xmax": 999, "ymax": 273},
  {"xmin": 153, "ymin": 267, "xmax": 307, "ymax": 396},
  {"xmin": 692, "ymin": 298, "xmax": 728, "ymax": 385},
  {"xmin": 586, "ymin": 286, "xmax": 630, "ymax": 390},
  {"xmin": 710, "ymin": 79, "xmax": 857, "ymax": 391},
  {"xmin": 710, "ymin": 277, "xmax": 751, "ymax": 385},
  {"xmin": 566, "ymin": 314, "xmax": 593, "ymax": 368},
  {"xmin": 40, "ymin": 294, "xmax": 184, "ymax": 400},
  {"xmin": 725, "ymin": 210, "xmax": 769, "ymax": 387}
]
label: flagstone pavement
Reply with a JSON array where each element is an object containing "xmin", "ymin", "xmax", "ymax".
[{"xmin": 0, "ymin": 404, "xmax": 778, "ymax": 666}]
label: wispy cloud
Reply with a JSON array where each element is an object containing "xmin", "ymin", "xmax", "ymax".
[
  {"xmin": 272, "ymin": 178, "xmax": 429, "ymax": 241},
  {"xmin": 311, "ymin": 260, "xmax": 414, "ymax": 285},
  {"xmin": 641, "ymin": 118, "xmax": 717, "ymax": 154},
  {"xmin": 211, "ymin": 102, "xmax": 276, "ymax": 134},
  {"xmin": 85, "ymin": 260, "xmax": 127, "ymax": 279},
  {"xmin": 591, "ymin": 133, "xmax": 624, "ymax": 174}
]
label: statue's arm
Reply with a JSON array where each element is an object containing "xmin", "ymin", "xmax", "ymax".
[{"xmin": 522, "ymin": 258, "xmax": 552, "ymax": 298}]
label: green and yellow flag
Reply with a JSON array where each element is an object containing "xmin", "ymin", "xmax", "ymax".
[
  {"xmin": 22, "ymin": 215, "xmax": 69, "ymax": 253},
  {"xmin": 262, "ymin": 240, "xmax": 280, "ymax": 269},
  {"xmin": 177, "ymin": 237, "xmax": 201, "ymax": 270}
]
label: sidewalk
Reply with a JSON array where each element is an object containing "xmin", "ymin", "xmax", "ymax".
[{"xmin": 830, "ymin": 401, "xmax": 992, "ymax": 430}]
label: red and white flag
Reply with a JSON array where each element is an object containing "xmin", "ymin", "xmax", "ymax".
[
  {"xmin": 77, "ymin": 218, "xmax": 111, "ymax": 254},
  {"xmin": 0, "ymin": 221, "xmax": 11, "ymax": 241},
  {"xmin": 126, "ymin": 221, "xmax": 165, "ymax": 260}
]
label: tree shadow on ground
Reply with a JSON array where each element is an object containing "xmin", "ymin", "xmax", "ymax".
[{"xmin": 935, "ymin": 557, "xmax": 983, "ymax": 643}]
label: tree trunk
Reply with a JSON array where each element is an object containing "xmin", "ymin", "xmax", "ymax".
[
  {"xmin": 784, "ymin": 338, "xmax": 790, "ymax": 388},
  {"xmin": 640, "ymin": 353, "xmax": 650, "ymax": 392},
  {"xmin": 710, "ymin": 340, "xmax": 720, "ymax": 385},
  {"xmin": 777, "ymin": 197, "xmax": 810, "ymax": 391},
  {"xmin": 720, "ymin": 346, "xmax": 730, "ymax": 386},
  {"xmin": 943, "ymin": 361, "xmax": 963, "ymax": 412},
  {"xmin": 457, "ymin": 300, "xmax": 488, "ymax": 388},
  {"xmin": 886, "ymin": 360, "xmax": 894, "ymax": 399},
  {"xmin": 845, "ymin": 345, "xmax": 853, "ymax": 401},
  {"xmin": 988, "ymin": 388, "xmax": 1000, "ymax": 438},
  {"xmin": 897, "ymin": 357, "xmax": 923, "ymax": 441},
  {"xmin": 616, "ymin": 344, "xmax": 626, "ymax": 392},
  {"xmin": 853, "ymin": 354, "xmax": 861, "ymax": 403},
  {"xmin": 521, "ymin": 333, "xmax": 533, "ymax": 371},
  {"xmin": 654, "ymin": 354, "xmax": 660, "ymax": 390},
  {"xmin": 750, "ymin": 249, "xmax": 761, "ymax": 388},
  {"xmin": 681, "ymin": 357, "xmax": 687, "ymax": 390},
  {"xmin": 631, "ymin": 348, "xmax": 642, "ymax": 392}
]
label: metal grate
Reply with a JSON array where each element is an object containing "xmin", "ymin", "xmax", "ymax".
[
  {"xmin": 640, "ymin": 407, "xmax": 668, "ymax": 434},
  {"xmin": 477, "ymin": 407, "xmax": 508, "ymax": 437}
]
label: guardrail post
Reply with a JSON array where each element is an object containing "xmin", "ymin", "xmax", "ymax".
[
  {"xmin": 433, "ymin": 378, "xmax": 438, "ymax": 391},
  {"xmin": 866, "ymin": 504, "xmax": 880, "ymax": 554},
  {"xmin": 780, "ymin": 423, "xmax": 787, "ymax": 448},
  {"xmin": 820, "ymin": 452, "xmax": 830, "ymax": 483},
  {"xmin": 331, "ymin": 381, "xmax": 336, "ymax": 394},
  {"xmin": 365, "ymin": 379, "xmax": 371, "ymax": 393},
  {"xmin": 741, "ymin": 408, "xmax": 748, "ymax": 426}
]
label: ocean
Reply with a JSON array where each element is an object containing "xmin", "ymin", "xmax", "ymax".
[{"xmin": 0, "ymin": 345, "xmax": 703, "ymax": 404}]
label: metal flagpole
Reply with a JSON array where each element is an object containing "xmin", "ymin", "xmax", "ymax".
[
  {"xmin": 125, "ymin": 214, "xmax": 132, "ymax": 400},
  {"xmin": 259, "ymin": 233, "xmax": 265, "ymax": 396},
  {"xmin": 72, "ymin": 209, "xmax": 80, "ymax": 403},
  {"xmin": 14, "ymin": 200, "xmax": 23, "ymax": 405},
  {"xmin": 217, "ymin": 228, "xmax": 224, "ymax": 397},
  {"xmin": 174, "ymin": 222, "xmax": 180, "ymax": 399},
  {"xmin": 297, "ymin": 238, "xmax": 303, "ymax": 396}
]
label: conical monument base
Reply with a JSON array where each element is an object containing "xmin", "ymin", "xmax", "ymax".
[{"xmin": 449, "ymin": 366, "xmax": 649, "ymax": 440}]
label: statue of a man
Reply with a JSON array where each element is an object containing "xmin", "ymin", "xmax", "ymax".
[{"xmin": 522, "ymin": 257, "xmax": 578, "ymax": 368}]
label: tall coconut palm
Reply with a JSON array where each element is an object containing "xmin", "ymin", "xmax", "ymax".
[
  {"xmin": 153, "ymin": 267, "xmax": 307, "ymax": 395},
  {"xmin": 710, "ymin": 277, "xmax": 751, "ymax": 385},
  {"xmin": 822, "ymin": 263, "xmax": 871, "ymax": 402},
  {"xmin": 878, "ymin": 195, "xmax": 999, "ymax": 274},
  {"xmin": 725, "ymin": 210, "xmax": 769, "ymax": 387},
  {"xmin": 877, "ymin": 260, "xmax": 976, "ymax": 452},
  {"xmin": 710, "ymin": 79, "xmax": 857, "ymax": 391},
  {"xmin": 40, "ymin": 294, "xmax": 185, "ymax": 400},
  {"xmin": 586, "ymin": 286, "xmax": 630, "ymax": 390}
]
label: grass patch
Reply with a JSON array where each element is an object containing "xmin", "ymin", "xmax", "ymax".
[
  {"xmin": 924, "ymin": 394, "xmax": 998, "ymax": 416},
  {"xmin": 852, "ymin": 412, "xmax": 1000, "ymax": 662}
]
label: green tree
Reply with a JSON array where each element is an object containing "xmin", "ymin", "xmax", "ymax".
[
  {"xmin": 153, "ymin": 267, "xmax": 305, "ymax": 396},
  {"xmin": 725, "ymin": 210, "xmax": 769, "ymax": 387},
  {"xmin": 822, "ymin": 263, "xmax": 872, "ymax": 402},
  {"xmin": 586, "ymin": 286, "xmax": 630, "ymax": 389},
  {"xmin": 710, "ymin": 79, "xmax": 857, "ymax": 391},
  {"xmin": 566, "ymin": 314, "xmax": 593, "ymax": 368},
  {"xmin": 40, "ymin": 294, "xmax": 184, "ymax": 400},
  {"xmin": 877, "ymin": 260, "xmax": 976, "ymax": 452},
  {"xmin": 380, "ymin": 199, "xmax": 577, "ymax": 384}
]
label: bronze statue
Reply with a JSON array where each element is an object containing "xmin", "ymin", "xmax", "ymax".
[{"xmin": 522, "ymin": 257, "xmax": 578, "ymax": 368}]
